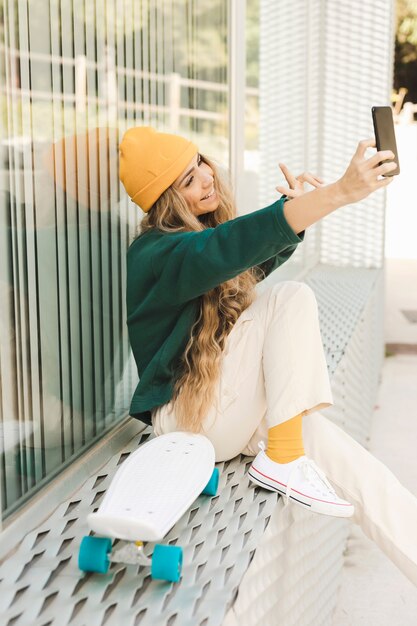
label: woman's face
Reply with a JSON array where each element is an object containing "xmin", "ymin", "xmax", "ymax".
[{"xmin": 173, "ymin": 153, "xmax": 219, "ymax": 216}]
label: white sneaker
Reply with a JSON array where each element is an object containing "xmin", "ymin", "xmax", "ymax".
[{"xmin": 248, "ymin": 443, "xmax": 354, "ymax": 518}]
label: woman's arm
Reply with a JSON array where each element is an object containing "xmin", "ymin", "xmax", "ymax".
[
  {"xmin": 139, "ymin": 198, "xmax": 302, "ymax": 306},
  {"xmin": 279, "ymin": 139, "xmax": 397, "ymax": 235}
]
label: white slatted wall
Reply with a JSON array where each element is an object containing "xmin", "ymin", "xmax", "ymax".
[{"xmin": 259, "ymin": 0, "xmax": 395, "ymax": 270}]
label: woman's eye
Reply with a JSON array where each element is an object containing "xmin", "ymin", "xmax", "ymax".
[{"xmin": 185, "ymin": 156, "xmax": 201, "ymax": 186}]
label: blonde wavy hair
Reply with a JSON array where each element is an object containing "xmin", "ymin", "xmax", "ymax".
[{"xmin": 139, "ymin": 155, "xmax": 264, "ymax": 432}]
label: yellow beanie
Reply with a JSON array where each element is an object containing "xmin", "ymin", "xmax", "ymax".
[{"xmin": 119, "ymin": 126, "xmax": 198, "ymax": 212}]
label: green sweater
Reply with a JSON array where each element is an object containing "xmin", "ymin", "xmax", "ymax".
[{"xmin": 126, "ymin": 198, "xmax": 304, "ymax": 425}]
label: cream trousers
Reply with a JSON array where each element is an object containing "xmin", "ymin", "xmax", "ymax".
[{"xmin": 153, "ymin": 281, "xmax": 417, "ymax": 586}]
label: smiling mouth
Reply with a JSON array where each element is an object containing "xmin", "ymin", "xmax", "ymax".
[{"xmin": 201, "ymin": 189, "xmax": 215, "ymax": 200}]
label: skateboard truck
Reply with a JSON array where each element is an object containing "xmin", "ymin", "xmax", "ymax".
[{"xmin": 110, "ymin": 541, "xmax": 152, "ymax": 567}]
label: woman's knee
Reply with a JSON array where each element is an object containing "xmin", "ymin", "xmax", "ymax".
[{"xmin": 270, "ymin": 280, "xmax": 318, "ymax": 312}]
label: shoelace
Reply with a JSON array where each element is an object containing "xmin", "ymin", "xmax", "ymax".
[
  {"xmin": 286, "ymin": 457, "xmax": 337, "ymax": 503},
  {"xmin": 257, "ymin": 442, "xmax": 337, "ymax": 504}
]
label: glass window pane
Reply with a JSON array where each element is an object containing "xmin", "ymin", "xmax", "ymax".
[{"xmin": 0, "ymin": 0, "xmax": 229, "ymax": 519}]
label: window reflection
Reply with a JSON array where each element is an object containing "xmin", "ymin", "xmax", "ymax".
[{"xmin": 0, "ymin": 0, "xmax": 229, "ymax": 517}]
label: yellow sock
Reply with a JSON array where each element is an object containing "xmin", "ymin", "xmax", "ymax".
[{"xmin": 266, "ymin": 413, "xmax": 305, "ymax": 464}]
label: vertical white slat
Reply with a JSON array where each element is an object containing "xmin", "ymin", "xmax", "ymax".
[
  {"xmin": 156, "ymin": 3, "xmax": 165, "ymax": 128},
  {"xmin": 122, "ymin": 0, "xmax": 134, "ymax": 128},
  {"xmin": 49, "ymin": 18, "xmax": 73, "ymax": 461},
  {"xmin": 10, "ymin": 23, "xmax": 33, "ymax": 493},
  {"xmin": 229, "ymin": 0, "xmax": 246, "ymax": 214},
  {"xmin": 195, "ymin": 1, "xmax": 201, "ymax": 133},
  {"xmin": 100, "ymin": 2, "xmax": 112, "ymax": 426},
  {"xmin": 148, "ymin": 0, "xmax": 157, "ymax": 126},
  {"xmin": 185, "ymin": 0, "xmax": 193, "ymax": 135},
  {"xmin": 301, "ymin": 1, "xmax": 324, "ymax": 269},
  {"xmin": 132, "ymin": 0, "xmax": 143, "ymax": 126},
  {"xmin": 0, "ymin": 3, "xmax": 7, "ymax": 526},
  {"xmin": 6, "ymin": 0, "xmax": 29, "ymax": 499},
  {"xmin": 2, "ymin": 3, "xmax": 23, "ymax": 504},
  {"xmin": 222, "ymin": 0, "xmax": 229, "ymax": 152},
  {"xmin": 126, "ymin": 0, "xmax": 139, "ymax": 409},
  {"xmin": 105, "ymin": 0, "xmax": 129, "ymax": 425},
  {"xmin": 85, "ymin": 0, "xmax": 102, "ymax": 437},
  {"xmin": 105, "ymin": 4, "xmax": 118, "ymax": 127},
  {"xmin": 27, "ymin": 0, "xmax": 66, "ymax": 473},
  {"xmin": 161, "ymin": 1, "xmax": 168, "ymax": 130},
  {"xmin": 115, "ymin": 94, "xmax": 128, "ymax": 415},
  {"xmin": 163, "ymin": 0, "xmax": 175, "ymax": 132},
  {"xmin": 92, "ymin": 0, "xmax": 107, "ymax": 430},
  {"xmin": 113, "ymin": 0, "xmax": 126, "ymax": 416},
  {"xmin": 181, "ymin": 0, "xmax": 191, "ymax": 134},
  {"xmin": 16, "ymin": 0, "xmax": 44, "ymax": 482},
  {"xmin": 119, "ymin": 0, "xmax": 136, "ymax": 410},
  {"xmin": 142, "ymin": 0, "xmax": 150, "ymax": 125},
  {"xmin": 120, "ymin": 0, "xmax": 136, "ymax": 410},
  {"xmin": 126, "ymin": 0, "xmax": 145, "ymax": 392},
  {"xmin": 182, "ymin": 0, "xmax": 190, "ymax": 134},
  {"xmin": 98, "ymin": 1, "xmax": 114, "ymax": 428},
  {"xmin": 1, "ymin": 0, "xmax": 22, "ymax": 512},
  {"xmin": 190, "ymin": 0, "xmax": 196, "ymax": 134},
  {"xmin": 60, "ymin": 0, "xmax": 85, "ymax": 456},
  {"xmin": 73, "ymin": 0, "xmax": 95, "ymax": 444}
]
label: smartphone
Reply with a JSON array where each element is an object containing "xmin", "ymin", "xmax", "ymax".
[{"xmin": 371, "ymin": 106, "xmax": 400, "ymax": 176}]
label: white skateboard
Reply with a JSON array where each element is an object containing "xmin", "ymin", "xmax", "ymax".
[{"xmin": 78, "ymin": 431, "xmax": 219, "ymax": 582}]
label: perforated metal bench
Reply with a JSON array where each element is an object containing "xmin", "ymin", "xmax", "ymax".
[{"xmin": 0, "ymin": 265, "xmax": 383, "ymax": 626}]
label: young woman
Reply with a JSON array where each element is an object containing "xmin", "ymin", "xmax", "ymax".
[{"xmin": 120, "ymin": 126, "xmax": 417, "ymax": 585}]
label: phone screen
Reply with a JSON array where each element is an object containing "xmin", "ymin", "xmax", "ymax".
[{"xmin": 372, "ymin": 106, "xmax": 400, "ymax": 176}]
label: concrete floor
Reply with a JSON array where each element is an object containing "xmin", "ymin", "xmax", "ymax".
[
  {"xmin": 332, "ymin": 354, "xmax": 417, "ymax": 626},
  {"xmin": 333, "ymin": 121, "xmax": 417, "ymax": 625}
]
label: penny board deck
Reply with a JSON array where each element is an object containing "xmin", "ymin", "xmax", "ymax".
[{"xmin": 87, "ymin": 432, "xmax": 215, "ymax": 541}]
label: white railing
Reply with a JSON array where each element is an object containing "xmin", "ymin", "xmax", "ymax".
[{"xmin": 1, "ymin": 44, "xmax": 259, "ymax": 130}]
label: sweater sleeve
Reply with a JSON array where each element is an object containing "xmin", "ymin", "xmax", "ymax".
[
  {"xmin": 254, "ymin": 229, "xmax": 305, "ymax": 281},
  {"xmin": 151, "ymin": 198, "xmax": 304, "ymax": 305}
]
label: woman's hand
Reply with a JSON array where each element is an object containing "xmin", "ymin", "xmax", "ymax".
[
  {"xmin": 276, "ymin": 163, "xmax": 324, "ymax": 198},
  {"xmin": 336, "ymin": 138, "xmax": 397, "ymax": 203},
  {"xmin": 280, "ymin": 138, "xmax": 398, "ymax": 235}
]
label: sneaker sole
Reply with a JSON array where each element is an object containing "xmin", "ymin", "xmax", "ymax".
[{"xmin": 248, "ymin": 469, "xmax": 354, "ymax": 519}]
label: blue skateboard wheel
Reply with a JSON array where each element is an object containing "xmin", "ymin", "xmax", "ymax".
[
  {"xmin": 202, "ymin": 467, "xmax": 219, "ymax": 496},
  {"xmin": 78, "ymin": 536, "xmax": 112, "ymax": 573},
  {"xmin": 151, "ymin": 544, "xmax": 183, "ymax": 582}
]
